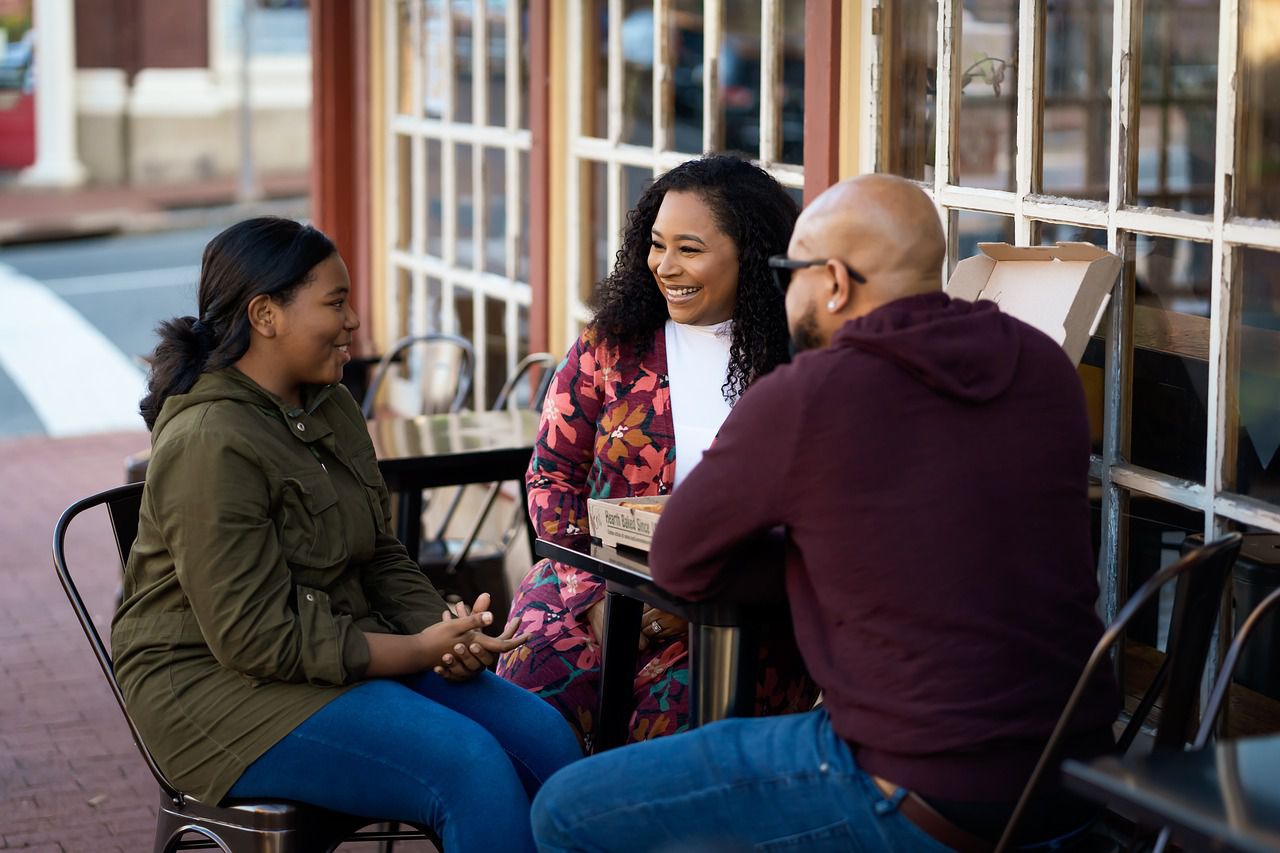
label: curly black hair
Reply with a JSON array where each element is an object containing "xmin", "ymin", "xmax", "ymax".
[{"xmin": 589, "ymin": 152, "xmax": 799, "ymax": 403}]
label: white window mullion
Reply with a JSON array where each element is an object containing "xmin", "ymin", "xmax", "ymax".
[
  {"xmin": 933, "ymin": 0, "xmax": 960, "ymax": 271},
  {"xmin": 1098, "ymin": 0, "xmax": 1139, "ymax": 626},
  {"xmin": 607, "ymin": 0, "xmax": 623, "ymax": 146},
  {"xmin": 652, "ymin": 0, "xmax": 672, "ymax": 152},
  {"xmin": 1206, "ymin": 0, "xmax": 1241, "ymax": 514},
  {"xmin": 702, "ymin": 0, "xmax": 723, "ymax": 153},
  {"xmin": 606, "ymin": 159, "xmax": 623, "ymax": 270},
  {"xmin": 1013, "ymin": 0, "xmax": 1041, "ymax": 245},
  {"xmin": 506, "ymin": 0, "xmax": 520, "ymax": 135},
  {"xmin": 760, "ymin": 0, "xmax": 781, "ymax": 165}
]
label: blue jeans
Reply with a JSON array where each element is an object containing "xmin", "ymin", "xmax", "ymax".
[
  {"xmin": 531, "ymin": 708, "xmax": 952, "ymax": 853},
  {"xmin": 228, "ymin": 670, "xmax": 583, "ymax": 853}
]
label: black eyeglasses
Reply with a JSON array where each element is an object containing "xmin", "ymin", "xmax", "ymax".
[{"xmin": 767, "ymin": 255, "xmax": 867, "ymax": 294}]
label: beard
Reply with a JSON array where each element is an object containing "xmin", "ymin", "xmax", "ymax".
[{"xmin": 788, "ymin": 303, "xmax": 824, "ymax": 354}]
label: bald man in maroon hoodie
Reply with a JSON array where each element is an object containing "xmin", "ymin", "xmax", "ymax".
[{"xmin": 531, "ymin": 175, "xmax": 1119, "ymax": 853}]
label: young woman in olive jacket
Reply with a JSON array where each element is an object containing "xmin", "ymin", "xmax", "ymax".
[{"xmin": 112, "ymin": 218, "xmax": 581, "ymax": 852}]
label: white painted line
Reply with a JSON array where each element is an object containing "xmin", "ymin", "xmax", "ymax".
[
  {"xmin": 42, "ymin": 264, "xmax": 201, "ymax": 296},
  {"xmin": 0, "ymin": 262, "xmax": 147, "ymax": 437}
]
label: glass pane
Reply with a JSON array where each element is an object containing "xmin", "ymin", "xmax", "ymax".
[
  {"xmin": 520, "ymin": 0, "xmax": 531, "ymax": 131},
  {"xmin": 427, "ymin": 277, "xmax": 443, "ymax": 333},
  {"xmin": 585, "ymin": 159, "xmax": 608, "ymax": 303},
  {"xmin": 878, "ymin": 1, "xmax": 938, "ymax": 182},
  {"xmin": 395, "ymin": 134, "xmax": 412, "ymax": 251},
  {"xmin": 622, "ymin": 0, "xmax": 654, "ymax": 146},
  {"xmin": 585, "ymin": 0, "xmax": 609, "ymax": 138},
  {"xmin": 778, "ymin": 0, "xmax": 806, "ymax": 165},
  {"xmin": 485, "ymin": 147, "xmax": 507, "ymax": 276},
  {"xmin": 1037, "ymin": 222, "xmax": 1109, "ymax": 453},
  {"xmin": 721, "ymin": 3, "xmax": 762, "ymax": 157},
  {"xmin": 955, "ymin": 2, "xmax": 1017, "ymax": 190},
  {"xmin": 423, "ymin": 0, "xmax": 448, "ymax": 119},
  {"xmin": 518, "ymin": 149, "xmax": 530, "ymax": 282},
  {"xmin": 394, "ymin": 268, "xmax": 413, "ymax": 340},
  {"xmin": 1238, "ymin": 0, "xmax": 1280, "ymax": 220},
  {"xmin": 1236, "ymin": 248, "xmax": 1280, "ymax": 503},
  {"xmin": 453, "ymin": 2, "xmax": 474, "ymax": 122},
  {"xmin": 455, "ymin": 288, "xmax": 476, "ymax": 407},
  {"xmin": 427, "ymin": 139, "xmax": 443, "ymax": 257},
  {"xmin": 518, "ymin": 303, "xmax": 531, "ymax": 364},
  {"xmin": 457, "ymin": 144, "xmax": 475, "ymax": 268},
  {"xmin": 1123, "ymin": 493, "xmax": 1202, "ymax": 656},
  {"xmin": 1041, "ymin": 0, "xmax": 1112, "ymax": 200},
  {"xmin": 484, "ymin": 296, "xmax": 509, "ymax": 407},
  {"xmin": 487, "ymin": 0, "xmax": 507, "ymax": 127},
  {"xmin": 1134, "ymin": 0, "xmax": 1218, "ymax": 214},
  {"xmin": 1129, "ymin": 234, "xmax": 1210, "ymax": 483},
  {"xmin": 671, "ymin": 0, "xmax": 705, "ymax": 154},
  {"xmin": 623, "ymin": 165, "xmax": 651, "ymax": 214},
  {"xmin": 950, "ymin": 210, "xmax": 1014, "ymax": 273}
]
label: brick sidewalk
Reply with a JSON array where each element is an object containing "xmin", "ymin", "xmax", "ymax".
[{"xmin": 0, "ymin": 430, "xmax": 155, "ymax": 850}]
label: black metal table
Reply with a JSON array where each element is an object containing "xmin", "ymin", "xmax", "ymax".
[
  {"xmin": 535, "ymin": 539, "xmax": 767, "ymax": 753},
  {"xmin": 1063, "ymin": 735, "xmax": 1280, "ymax": 853},
  {"xmin": 369, "ymin": 409, "xmax": 541, "ymax": 556}
]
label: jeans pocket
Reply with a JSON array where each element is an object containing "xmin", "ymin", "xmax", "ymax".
[{"xmin": 755, "ymin": 819, "xmax": 859, "ymax": 852}]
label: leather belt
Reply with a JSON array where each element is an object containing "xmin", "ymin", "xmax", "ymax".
[{"xmin": 872, "ymin": 776, "xmax": 994, "ymax": 853}]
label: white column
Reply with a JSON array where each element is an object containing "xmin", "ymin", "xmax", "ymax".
[{"xmin": 19, "ymin": 0, "xmax": 87, "ymax": 187}]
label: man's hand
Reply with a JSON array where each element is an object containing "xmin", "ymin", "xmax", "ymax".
[{"xmin": 433, "ymin": 593, "xmax": 532, "ymax": 682}]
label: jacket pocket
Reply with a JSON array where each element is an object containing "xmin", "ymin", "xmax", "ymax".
[{"xmin": 277, "ymin": 469, "xmax": 349, "ymax": 577}]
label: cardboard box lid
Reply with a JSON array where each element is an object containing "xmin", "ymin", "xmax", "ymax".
[{"xmin": 945, "ymin": 241, "xmax": 1121, "ymax": 364}]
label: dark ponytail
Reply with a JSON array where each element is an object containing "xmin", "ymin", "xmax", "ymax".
[{"xmin": 140, "ymin": 217, "xmax": 336, "ymax": 430}]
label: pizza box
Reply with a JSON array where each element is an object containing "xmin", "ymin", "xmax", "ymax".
[
  {"xmin": 586, "ymin": 495, "xmax": 669, "ymax": 552},
  {"xmin": 946, "ymin": 242, "xmax": 1121, "ymax": 365}
]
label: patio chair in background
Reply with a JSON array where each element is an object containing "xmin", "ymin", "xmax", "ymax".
[
  {"xmin": 416, "ymin": 352, "xmax": 557, "ymax": 629},
  {"xmin": 994, "ymin": 532, "xmax": 1243, "ymax": 853},
  {"xmin": 360, "ymin": 333, "xmax": 475, "ymax": 419},
  {"xmin": 1148, "ymin": 583, "xmax": 1280, "ymax": 853},
  {"xmin": 52, "ymin": 483, "xmax": 438, "ymax": 853}
]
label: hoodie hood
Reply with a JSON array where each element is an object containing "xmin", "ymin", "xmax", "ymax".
[
  {"xmin": 832, "ymin": 292, "xmax": 1021, "ymax": 403},
  {"xmin": 151, "ymin": 368, "xmax": 337, "ymax": 439}
]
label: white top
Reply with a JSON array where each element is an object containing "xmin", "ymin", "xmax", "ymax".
[{"xmin": 664, "ymin": 318, "xmax": 734, "ymax": 488}]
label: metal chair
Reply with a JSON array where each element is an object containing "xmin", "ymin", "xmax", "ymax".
[
  {"xmin": 994, "ymin": 532, "xmax": 1243, "ymax": 852},
  {"xmin": 52, "ymin": 482, "xmax": 439, "ymax": 852},
  {"xmin": 361, "ymin": 333, "xmax": 475, "ymax": 419},
  {"xmin": 1149, "ymin": 582, "xmax": 1280, "ymax": 853},
  {"xmin": 418, "ymin": 352, "xmax": 557, "ymax": 626}
]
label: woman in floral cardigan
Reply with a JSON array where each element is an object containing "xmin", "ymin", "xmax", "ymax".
[{"xmin": 497, "ymin": 154, "xmax": 816, "ymax": 749}]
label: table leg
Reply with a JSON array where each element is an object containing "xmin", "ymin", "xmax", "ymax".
[
  {"xmin": 688, "ymin": 622, "xmax": 758, "ymax": 727},
  {"xmin": 595, "ymin": 589, "xmax": 643, "ymax": 753}
]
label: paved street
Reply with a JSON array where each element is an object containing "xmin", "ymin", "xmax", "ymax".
[{"xmin": 0, "ymin": 227, "xmax": 215, "ymax": 440}]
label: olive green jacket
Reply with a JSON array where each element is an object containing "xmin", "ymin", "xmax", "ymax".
[{"xmin": 112, "ymin": 368, "xmax": 450, "ymax": 804}]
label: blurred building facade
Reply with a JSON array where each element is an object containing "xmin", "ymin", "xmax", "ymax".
[
  {"xmin": 0, "ymin": 0, "xmax": 311, "ymax": 185},
  {"xmin": 307, "ymin": 2, "xmax": 1280, "ymax": 705}
]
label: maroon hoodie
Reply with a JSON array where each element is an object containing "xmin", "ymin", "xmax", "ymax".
[{"xmin": 649, "ymin": 292, "xmax": 1118, "ymax": 802}]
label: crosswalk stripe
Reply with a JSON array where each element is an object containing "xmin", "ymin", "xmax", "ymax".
[{"xmin": 0, "ymin": 262, "xmax": 147, "ymax": 437}]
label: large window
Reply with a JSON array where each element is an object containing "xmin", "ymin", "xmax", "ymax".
[
  {"xmin": 386, "ymin": 0, "xmax": 532, "ymax": 408},
  {"xmin": 872, "ymin": 0, "xmax": 1280, "ymax": 680},
  {"xmin": 562, "ymin": 0, "xmax": 807, "ymax": 349}
]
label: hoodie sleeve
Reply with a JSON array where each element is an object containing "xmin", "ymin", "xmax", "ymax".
[
  {"xmin": 648, "ymin": 366, "xmax": 803, "ymax": 600},
  {"xmin": 151, "ymin": 424, "xmax": 370, "ymax": 686}
]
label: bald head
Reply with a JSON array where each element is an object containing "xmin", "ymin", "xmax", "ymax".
[{"xmin": 783, "ymin": 174, "xmax": 946, "ymax": 351}]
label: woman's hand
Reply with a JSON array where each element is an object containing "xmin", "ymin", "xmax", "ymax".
[
  {"xmin": 639, "ymin": 607, "xmax": 687, "ymax": 650},
  {"xmin": 432, "ymin": 593, "xmax": 532, "ymax": 682}
]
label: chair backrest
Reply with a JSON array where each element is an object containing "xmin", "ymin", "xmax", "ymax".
[
  {"xmin": 51, "ymin": 481, "xmax": 182, "ymax": 803},
  {"xmin": 493, "ymin": 352, "xmax": 558, "ymax": 411},
  {"xmin": 361, "ymin": 333, "xmax": 476, "ymax": 418},
  {"xmin": 994, "ymin": 532, "xmax": 1242, "ymax": 852}
]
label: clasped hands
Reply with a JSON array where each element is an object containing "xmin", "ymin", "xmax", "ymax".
[{"xmin": 426, "ymin": 592, "xmax": 531, "ymax": 682}]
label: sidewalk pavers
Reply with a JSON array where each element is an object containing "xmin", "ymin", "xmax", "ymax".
[{"xmin": 1, "ymin": 430, "xmax": 154, "ymax": 851}]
